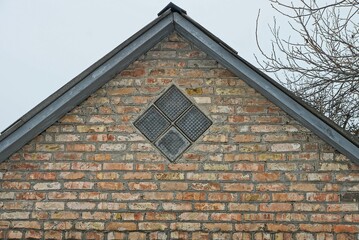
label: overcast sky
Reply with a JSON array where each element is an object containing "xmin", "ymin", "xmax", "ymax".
[{"xmin": 0, "ymin": 0, "xmax": 281, "ymax": 133}]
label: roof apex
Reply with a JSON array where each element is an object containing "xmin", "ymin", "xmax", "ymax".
[{"xmin": 158, "ymin": 2, "xmax": 187, "ymax": 16}]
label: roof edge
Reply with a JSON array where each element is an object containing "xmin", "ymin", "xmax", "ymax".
[
  {"xmin": 0, "ymin": 12, "xmax": 174, "ymax": 162},
  {"xmin": 0, "ymin": 4, "xmax": 358, "ymax": 165},
  {"xmin": 0, "ymin": 10, "xmax": 173, "ymax": 142},
  {"xmin": 173, "ymin": 12, "xmax": 359, "ymax": 163}
]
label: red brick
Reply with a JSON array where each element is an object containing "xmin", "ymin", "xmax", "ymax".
[
  {"xmin": 290, "ymin": 183, "xmax": 319, "ymax": 191},
  {"xmin": 86, "ymin": 153, "xmax": 112, "ymax": 161},
  {"xmin": 191, "ymin": 183, "xmax": 221, "ymax": 191},
  {"xmin": 218, "ymin": 173, "xmax": 250, "ymax": 181},
  {"xmin": 106, "ymin": 222, "xmax": 137, "ymax": 231},
  {"xmin": 272, "ymin": 193, "xmax": 305, "ymax": 202},
  {"xmin": 179, "ymin": 212, "xmax": 209, "ymax": 221},
  {"xmin": 145, "ymin": 212, "xmax": 176, "ymax": 221},
  {"xmin": 23, "ymin": 153, "xmax": 52, "ymax": 161},
  {"xmin": 48, "ymin": 192, "xmax": 77, "ymax": 200},
  {"xmin": 26, "ymin": 172, "xmax": 56, "ymax": 180},
  {"xmin": 333, "ymin": 225, "xmax": 359, "ymax": 233},
  {"xmin": 259, "ymin": 203, "xmax": 292, "ymax": 212},
  {"xmin": 266, "ymin": 223, "xmax": 298, "ymax": 232},
  {"xmin": 13, "ymin": 221, "xmax": 41, "ymax": 229},
  {"xmin": 306, "ymin": 193, "xmax": 339, "ymax": 202},
  {"xmin": 160, "ymin": 182, "xmax": 188, "ymax": 191},
  {"xmin": 15, "ymin": 192, "xmax": 45, "ymax": 200},
  {"xmin": 162, "ymin": 203, "xmax": 192, "ymax": 211},
  {"xmin": 243, "ymin": 213, "xmax": 274, "ymax": 221},
  {"xmin": 235, "ymin": 223, "xmax": 265, "ymax": 232},
  {"xmin": 108, "ymin": 87, "xmax": 136, "ymax": 95},
  {"xmin": 241, "ymin": 193, "xmax": 271, "ymax": 202},
  {"xmin": 51, "ymin": 212, "xmax": 79, "ymax": 220},
  {"xmin": 103, "ymin": 163, "xmax": 133, "ymax": 170},
  {"xmin": 60, "ymin": 115, "xmax": 84, "ymax": 123},
  {"xmin": 311, "ymin": 214, "xmax": 341, "ymax": 223},
  {"xmin": 170, "ymin": 223, "xmax": 201, "ymax": 231},
  {"xmin": 327, "ymin": 204, "xmax": 358, "ymax": 212},
  {"xmin": 64, "ymin": 182, "xmax": 94, "ymax": 190},
  {"xmin": 66, "ymin": 144, "xmax": 95, "ymax": 152},
  {"xmin": 203, "ymin": 223, "xmax": 233, "ymax": 232},
  {"xmin": 208, "ymin": 193, "xmax": 236, "ymax": 202},
  {"xmin": 252, "ymin": 173, "xmax": 280, "ymax": 182},
  {"xmin": 138, "ymin": 222, "xmax": 169, "ymax": 231},
  {"xmin": 223, "ymin": 183, "xmax": 254, "ymax": 191},
  {"xmin": 233, "ymin": 163, "xmax": 264, "ymax": 171},
  {"xmin": 176, "ymin": 192, "xmax": 206, "ymax": 201},
  {"xmin": 123, "ymin": 172, "xmax": 152, "ymax": 180},
  {"xmin": 299, "ymin": 224, "xmax": 332, "ymax": 232},
  {"xmin": 59, "ymin": 172, "xmax": 85, "ymax": 180},
  {"xmin": 194, "ymin": 203, "xmax": 225, "ymax": 211},
  {"xmin": 229, "ymin": 203, "xmax": 258, "ymax": 212},
  {"xmin": 67, "ymin": 202, "xmax": 96, "ymax": 210},
  {"xmin": 128, "ymin": 203, "xmax": 158, "ymax": 210},
  {"xmin": 167, "ymin": 163, "xmax": 198, "ymax": 171},
  {"xmin": 97, "ymin": 182, "xmax": 124, "ymax": 190},
  {"xmin": 54, "ymin": 152, "xmax": 83, "ymax": 160},
  {"xmin": 128, "ymin": 182, "xmax": 157, "ymax": 190},
  {"xmin": 136, "ymin": 163, "xmax": 164, "ymax": 171},
  {"xmin": 211, "ymin": 213, "xmax": 241, "ymax": 221}
]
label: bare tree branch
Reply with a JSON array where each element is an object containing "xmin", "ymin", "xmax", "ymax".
[{"xmin": 256, "ymin": 0, "xmax": 359, "ymax": 136}]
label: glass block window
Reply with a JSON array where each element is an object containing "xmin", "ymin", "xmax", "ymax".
[{"xmin": 134, "ymin": 85, "xmax": 212, "ymax": 162}]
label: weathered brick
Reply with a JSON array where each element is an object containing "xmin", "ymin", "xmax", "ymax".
[
  {"xmin": 194, "ymin": 203, "xmax": 225, "ymax": 211},
  {"xmin": 211, "ymin": 213, "xmax": 241, "ymax": 221},
  {"xmin": 66, "ymin": 144, "xmax": 95, "ymax": 152},
  {"xmin": 103, "ymin": 163, "xmax": 133, "ymax": 171},
  {"xmin": 139, "ymin": 222, "xmax": 168, "ymax": 231},
  {"xmin": 33, "ymin": 182, "xmax": 61, "ymax": 190},
  {"xmin": 223, "ymin": 183, "xmax": 254, "ymax": 192},
  {"xmin": 160, "ymin": 182, "xmax": 188, "ymax": 191},
  {"xmin": 128, "ymin": 182, "xmax": 157, "ymax": 190},
  {"xmin": 161, "ymin": 201, "xmax": 193, "ymax": 211},
  {"xmin": 106, "ymin": 222, "xmax": 137, "ymax": 231},
  {"xmin": 299, "ymin": 224, "xmax": 332, "ymax": 232},
  {"xmin": 97, "ymin": 182, "xmax": 124, "ymax": 190},
  {"xmin": 171, "ymin": 223, "xmax": 201, "ymax": 231},
  {"xmin": 99, "ymin": 143, "xmax": 126, "ymax": 151},
  {"xmin": 1, "ymin": 30, "xmax": 358, "ymax": 238},
  {"xmin": 67, "ymin": 202, "xmax": 96, "ymax": 210},
  {"xmin": 259, "ymin": 203, "xmax": 292, "ymax": 212},
  {"xmin": 229, "ymin": 203, "xmax": 258, "ymax": 212},
  {"xmin": 174, "ymin": 192, "xmax": 203, "ymax": 202},
  {"xmin": 35, "ymin": 202, "xmax": 64, "ymax": 211}
]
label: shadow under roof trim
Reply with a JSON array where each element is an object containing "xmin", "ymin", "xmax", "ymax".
[{"xmin": 0, "ymin": 3, "xmax": 358, "ymax": 164}]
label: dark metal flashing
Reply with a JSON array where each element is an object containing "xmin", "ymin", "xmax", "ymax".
[
  {"xmin": 176, "ymin": 13, "xmax": 359, "ymax": 148},
  {"xmin": 0, "ymin": 4, "xmax": 358, "ymax": 164},
  {"xmin": 0, "ymin": 9, "xmax": 172, "ymax": 141},
  {"xmin": 158, "ymin": 2, "xmax": 187, "ymax": 16},
  {"xmin": 0, "ymin": 13, "xmax": 174, "ymax": 162},
  {"xmin": 173, "ymin": 12, "xmax": 359, "ymax": 163}
]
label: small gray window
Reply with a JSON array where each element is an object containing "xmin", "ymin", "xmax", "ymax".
[{"xmin": 134, "ymin": 85, "xmax": 212, "ymax": 162}]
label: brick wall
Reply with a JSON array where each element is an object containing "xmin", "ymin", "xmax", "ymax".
[{"xmin": 0, "ymin": 32, "xmax": 358, "ymax": 239}]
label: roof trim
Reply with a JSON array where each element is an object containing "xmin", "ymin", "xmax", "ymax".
[
  {"xmin": 0, "ymin": 4, "xmax": 358, "ymax": 164},
  {"xmin": 0, "ymin": 12, "xmax": 174, "ymax": 162},
  {"xmin": 173, "ymin": 12, "xmax": 359, "ymax": 163}
]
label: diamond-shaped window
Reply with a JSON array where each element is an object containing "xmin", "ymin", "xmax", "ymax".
[
  {"xmin": 134, "ymin": 106, "xmax": 170, "ymax": 141},
  {"xmin": 155, "ymin": 127, "xmax": 191, "ymax": 162},
  {"xmin": 134, "ymin": 85, "xmax": 212, "ymax": 162},
  {"xmin": 176, "ymin": 105, "xmax": 212, "ymax": 141},
  {"xmin": 155, "ymin": 85, "xmax": 192, "ymax": 121}
]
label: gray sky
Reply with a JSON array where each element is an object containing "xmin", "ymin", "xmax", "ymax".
[{"xmin": 0, "ymin": 0, "xmax": 279, "ymax": 133}]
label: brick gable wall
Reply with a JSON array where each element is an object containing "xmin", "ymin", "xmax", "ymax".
[{"xmin": 0, "ymin": 32, "xmax": 358, "ymax": 239}]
